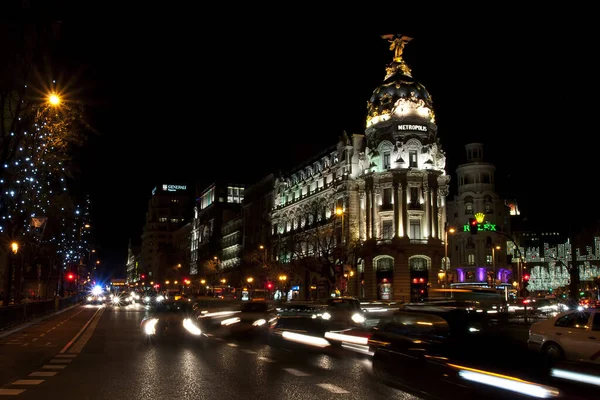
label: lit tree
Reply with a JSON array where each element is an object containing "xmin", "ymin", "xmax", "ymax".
[{"xmin": 1, "ymin": 19, "xmax": 92, "ymax": 302}]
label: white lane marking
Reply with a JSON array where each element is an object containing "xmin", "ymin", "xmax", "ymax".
[
  {"xmin": 0, "ymin": 388, "xmax": 26, "ymax": 395},
  {"xmin": 29, "ymin": 372, "xmax": 57, "ymax": 377},
  {"xmin": 283, "ymin": 368, "xmax": 310, "ymax": 376},
  {"xmin": 21, "ymin": 343, "xmax": 29, "ymax": 347},
  {"xmin": 257, "ymin": 357, "xmax": 276, "ymax": 363},
  {"xmin": 50, "ymin": 359, "xmax": 72, "ymax": 363},
  {"xmin": 11, "ymin": 380, "xmax": 44, "ymax": 385},
  {"xmin": 241, "ymin": 349, "xmax": 256, "ymax": 354},
  {"xmin": 42, "ymin": 365, "xmax": 66, "ymax": 370},
  {"xmin": 316, "ymin": 383, "xmax": 350, "ymax": 394},
  {"xmin": 67, "ymin": 307, "xmax": 105, "ymax": 354},
  {"xmin": 60, "ymin": 306, "xmax": 104, "ymax": 354},
  {"xmin": 227, "ymin": 343, "xmax": 238, "ymax": 347},
  {"xmin": 54, "ymin": 354, "xmax": 76, "ymax": 358}
]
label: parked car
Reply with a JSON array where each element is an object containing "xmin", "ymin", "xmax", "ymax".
[{"xmin": 528, "ymin": 308, "xmax": 600, "ymax": 364}]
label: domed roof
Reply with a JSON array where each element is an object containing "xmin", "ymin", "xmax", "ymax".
[{"xmin": 366, "ymin": 35, "xmax": 435, "ymax": 129}]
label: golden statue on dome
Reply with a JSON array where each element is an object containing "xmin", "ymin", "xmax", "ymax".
[{"xmin": 381, "ymin": 34, "xmax": 413, "ymax": 62}]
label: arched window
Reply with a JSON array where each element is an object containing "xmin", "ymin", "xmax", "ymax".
[
  {"xmin": 410, "ymin": 257, "xmax": 429, "ymax": 271},
  {"xmin": 376, "ymin": 257, "xmax": 394, "ymax": 272}
]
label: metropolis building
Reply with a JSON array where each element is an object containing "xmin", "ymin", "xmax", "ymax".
[{"xmin": 271, "ymin": 35, "xmax": 450, "ymax": 302}]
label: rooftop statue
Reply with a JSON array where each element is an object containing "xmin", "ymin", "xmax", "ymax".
[{"xmin": 381, "ymin": 34, "xmax": 413, "ymax": 62}]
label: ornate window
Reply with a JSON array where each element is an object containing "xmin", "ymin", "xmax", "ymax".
[
  {"xmin": 376, "ymin": 257, "xmax": 394, "ymax": 272},
  {"xmin": 410, "ymin": 257, "xmax": 429, "ymax": 271}
]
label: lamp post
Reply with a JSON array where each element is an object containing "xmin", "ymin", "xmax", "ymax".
[
  {"xmin": 278, "ymin": 274, "xmax": 287, "ymax": 301},
  {"xmin": 259, "ymin": 245, "xmax": 267, "ymax": 266},
  {"xmin": 247, "ymin": 277, "xmax": 254, "ymax": 298},
  {"xmin": 492, "ymin": 245, "xmax": 501, "ymax": 289},
  {"xmin": 336, "ymin": 207, "xmax": 345, "ymax": 244},
  {"xmin": 444, "ymin": 223, "xmax": 455, "ymax": 290}
]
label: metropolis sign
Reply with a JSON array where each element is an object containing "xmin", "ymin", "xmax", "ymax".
[{"xmin": 397, "ymin": 124, "xmax": 427, "ymax": 132}]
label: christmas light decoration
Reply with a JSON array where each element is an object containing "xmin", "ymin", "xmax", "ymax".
[{"xmin": 0, "ymin": 81, "xmax": 92, "ymax": 274}]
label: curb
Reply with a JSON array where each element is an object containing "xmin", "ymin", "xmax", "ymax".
[{"xmin": 0, "ymin": 303, "xmax": 80, "ymax": 339}]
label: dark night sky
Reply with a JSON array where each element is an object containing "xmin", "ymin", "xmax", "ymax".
[{"xmin": 30, "ymin": 9, "xmax": 596, "ymax": 275}]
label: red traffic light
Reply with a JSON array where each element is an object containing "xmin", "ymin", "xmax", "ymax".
[
  {"xmin": 141, "ymin": 274, "xmax": 145, "ymax": 279},
  {"xmin": 67, "ymin": 273, "xmax": 74, "ymax": 280},
  {"xmin": 266, "ymin": 283, "xmax": 273, "ymax": 289},
  {"xmin": 523, "ymin": 273, "xmax": 530, "ymax": 281}
]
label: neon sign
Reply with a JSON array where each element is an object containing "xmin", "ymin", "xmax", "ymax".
[{"xmin": 462, "ymin": 221, "xmax": 497, "ymax": 232}]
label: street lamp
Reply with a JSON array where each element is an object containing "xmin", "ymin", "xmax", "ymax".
[
  {"xmin": 259, "ymin": 245, "xmax": 268, "ymax": 266},
  {"xmin": 492, "ymin": 245, "xmax": 501, "ymax": 289},
  {"xmin": 278, "ymin": 275, "xmax": 287, "ymax": 301},
  {"xmin": 247, "ymin": 277, "xmax": 254, "ymax": 298},
  {"xmin": 444, "ymin": 223, "xmax": 455, "ymax": 289},
  {"xmin": 48, "ymin": 93, "xmax": 61, "ymax": 106},
  {"xmin": 336, "ymin": 207, "xmax": 345, "ymax": 243}
]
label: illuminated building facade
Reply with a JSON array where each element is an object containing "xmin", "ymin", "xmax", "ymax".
[
  {"xmin": 271, "ymin": 35, "xmax": 450, "ymax": 301},
  {"xmin": 190, "ymin": 181, "xmax": 245, "ymax": 277},
  {"xmin": 446, "ymin": 143, "xmax": 515, "ymax": 286},
  {"xmin": 138, "ymin": 184, "xmax": 192, "ymax": 283}
]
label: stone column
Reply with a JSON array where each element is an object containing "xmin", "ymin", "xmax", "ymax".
[
  {"xmin": 365, "ymin": 187, "xmax": 371, "ymax": 240},
  {"xmin": 393, "ymin": 181, "xmax": 400, "ymax": 238},
  {"xmin": 365, "ymin": 258, "xmax": 377, "ymax": 300},
  {"xmin": 358, "ymin": 190, "xmax": 365, "ymax": 241},
  {"xmin": 431, "ymin": 185, "xmax": 439, "ymax": 239},
  {"xmin": 371, "ymin": 187, "xmax": 377, "ymax": 239},
  {"xmin": 424, "ymin": 184, "xmax": 431, "ymax": 239},
  {"xmin": 401, "ymin": 182, "xmax": 408, "ymax": 239}
]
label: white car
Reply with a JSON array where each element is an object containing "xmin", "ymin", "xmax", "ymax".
[{"xmin": 528, "ymin": 308, "xmax": 600, "ymax": 364}]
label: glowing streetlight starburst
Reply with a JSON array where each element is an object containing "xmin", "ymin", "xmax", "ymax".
[{"xmin": 48, "ymin": 93, "xmax": 60, "ymax": 106}]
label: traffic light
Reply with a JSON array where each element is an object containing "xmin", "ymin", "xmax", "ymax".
[
  {"xmin": 469, "ymin": 218, "xmax": 479, "ymax": 235},
  {"xmin": 523, "ymin": 273, "xmax": 530, "ymax": 289},
  {"xmin": 67, "ymin": 273, "xmax": 74, "ymax": 280},
  {"xmin": 266, "ymin": 282, "xmax": 273, "ymax": 290},
  {"xmin": 141, "ymin": 274, "xmax": 145, "ymax": 280}
]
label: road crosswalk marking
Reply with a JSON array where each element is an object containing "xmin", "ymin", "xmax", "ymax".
[
  {"xmin": 283, "ymin": 368, "xmax": 310, "ymax": 376},
  {"xmin": 257, "ymin": 357, "xmax": 276, "ymax": 363},
  {"xmin": 11, "ymin": 380, "xmax": 44, "ymax": 385},
  {"xmin": 0, "ymin": 389, "xmax": 26, "ymax": 395},
  {"xmin": 316, "ymin": 383, "xmax": 349, "ymax": 393},
  {"xmin": 29, "ymin": 372, "xmax": 57, "ymax": 377},
  {"xmin": 42, "ymin": 365, "xmax": 66, "ymax": 370},
  {"xmin": 50, "ymin": 359, "xmax": 72, "ymax": 363}
]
